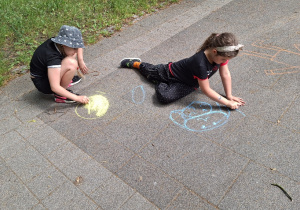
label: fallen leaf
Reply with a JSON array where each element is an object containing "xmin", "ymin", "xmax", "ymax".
[{"xmin": 74, "ymin": 176, "xmax": 83, "ymax": 186}]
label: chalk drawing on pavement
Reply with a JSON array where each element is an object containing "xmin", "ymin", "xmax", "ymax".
[
  {"xmin": 242, "ymin": 40, "xmax": 300, "ymax": 75},
  {"xmin": 75, "ymin": 92, "xmax": 109, "ymax": 120},
  {"xmin": 131, "ymin": 85, "xmax": 146, "ymax": 104},
  {"xmin": 170, "ymin": 101, "xmax": 245, "ymax": 132}
]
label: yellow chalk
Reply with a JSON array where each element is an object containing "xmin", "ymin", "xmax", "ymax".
[{"xmin": 75, "ymin": 94, "xmax": 109, "ymax": 120}]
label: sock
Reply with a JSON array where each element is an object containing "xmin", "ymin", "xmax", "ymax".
[{"xmin": 133, "ymin": 62, "xmax": 141, "ymax": 69}]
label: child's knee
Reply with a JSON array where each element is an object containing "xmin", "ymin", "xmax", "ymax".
[
  {"xmin": 62, "ymin": 57, "xmax": 78, "ymax": 71},
  {"xmin": 156, "ymin": 94, "xmax": 175, "ymax": 104},
  {"xmin": 155, "ymin": 84, "xmax": 176, "ymax": 104}
]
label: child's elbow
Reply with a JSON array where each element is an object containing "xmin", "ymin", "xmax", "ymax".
[
  {"xmin": 199, "ymin": 86, "xmax": 210, "ymax": 95},
  {"xmin": 202, "ymin": 90, "xmax": 211, "ymax": 97}
]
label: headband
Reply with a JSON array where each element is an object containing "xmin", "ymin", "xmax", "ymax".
[{"xmin": 216, "ymin": 44, "xmax": 244, "ymax": 52}]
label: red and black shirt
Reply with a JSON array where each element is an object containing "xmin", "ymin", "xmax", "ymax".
[{"xmin": 169, "ymin": 50, "xmax": 228, "ymax": 88}]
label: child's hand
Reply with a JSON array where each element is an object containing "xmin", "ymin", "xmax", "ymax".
[
  {"xmin": 77, "ymin": 95, "xmax": 89, "ymax": 104},
  {"xmin": 228, "ymin": 95, "xmax": 245, "ymax": 106},
  {"xmin": 78, "ymin": 60, "xmax": 89, "ymax": 74},
  {"xmin": 226, "ymin": 100, "xmax": 241, "ymax": 110}
]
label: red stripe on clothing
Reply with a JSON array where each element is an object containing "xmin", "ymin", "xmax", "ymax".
[
  {"xmin": 220, "ymin": 60, "xmax": 229, "ymax": 66},
  {"xmin": 194, "ymin": 75, "xmax": 208, "ymax": 80},
  {"xmin": 168, "ymin": 63, "xmax": 175, "ymax": 76}
]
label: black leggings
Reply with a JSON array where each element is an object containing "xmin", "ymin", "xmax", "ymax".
[{"xmin": 139, "ymin": 62, "xmax": 195, "ymax": 104}]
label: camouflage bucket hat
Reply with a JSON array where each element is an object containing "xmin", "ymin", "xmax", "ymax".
[{"xmin": 51, "ymin": 25, "xmax": 85, "ymax": 48}]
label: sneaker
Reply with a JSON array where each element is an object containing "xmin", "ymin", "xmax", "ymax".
[
  {"xmin": 120, "ymin": 58, "xmax": 141, "ymax": 68},
  {"xmin": 70, "ymin": 75, "xmax": 82, "ymax": 86},
  {"xmin": 54, "ymin": 89, "xmax": 79, "ymax": 103}
]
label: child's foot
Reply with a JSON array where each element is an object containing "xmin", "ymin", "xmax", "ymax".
[
  {"xmin": 54, "ymin": 89, "xmax": 79, "ymax": 103},
  {"xmin": 54, "ymin": 95, "xmax": 76, "ymax": 103},
  {"xmin": 69, "ymin": 75, "xmax": 82, "ymax": 87},
  {"xmin": 120, "ymin": 58, "xmax": 141, "ymax": 68}
]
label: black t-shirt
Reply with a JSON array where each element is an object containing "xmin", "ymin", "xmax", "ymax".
[
  {"xmin": 30, "ymin": 39, "xmax": 63, "ymax": 78},
  {"xmin": 170, "ymin": 50, "xmax": 221, "ymax": 88}
]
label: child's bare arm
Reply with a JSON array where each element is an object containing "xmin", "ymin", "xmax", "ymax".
[
  {"xmin": 48, "ymin": 68, "xmax": 89, "ymax": 104},
  {"xmin": 198, "ymin": 79, "xmax": 241, "ymax": 109},
  {"xmin": 219, "ymin": 64, "xmax": 245, "ymax": 105},
  {"xmin": 219, "ymin": 64, "xmax": 232, "ymax": 99},
  {"xmin": 77, "ymin": 48, "xmax": 88, "ymax": 74}
]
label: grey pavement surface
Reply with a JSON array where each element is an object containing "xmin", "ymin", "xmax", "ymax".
[{"xmin": 0, "ymin": 0, "xmax": 299, "ymax": 209}]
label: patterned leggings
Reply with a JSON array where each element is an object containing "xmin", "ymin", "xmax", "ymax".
[{"xmin": 139, "ymin": 62, "xmax": 195, "ymax": 104}]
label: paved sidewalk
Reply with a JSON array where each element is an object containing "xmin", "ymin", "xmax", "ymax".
[{"xmin": 0, "ymin": 0, "xmax": 299, "ymax": 209}]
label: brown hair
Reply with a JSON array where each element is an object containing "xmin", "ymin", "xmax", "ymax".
[
  {"xmin": 197, "ymin": 32, "xmax": 239, "ymax": 57},
  {"xmin": 56, "ymin": 44, "xmax": 66, "ymax": 57}
]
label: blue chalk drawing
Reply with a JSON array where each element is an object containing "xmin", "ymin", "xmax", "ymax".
[
  {"xmin": 169, "ymin": 101, "xmax": 232, "ymax": 132},
  {"xmin": 236, "ymin": 109, "xmax": 246, "ymax": 117},
  {"xmin": 131, "ymin": 85, "xmax": 146, "ymax": 104}
]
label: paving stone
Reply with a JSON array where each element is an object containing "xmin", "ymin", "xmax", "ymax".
[
  {"xmin": 0, "ymin": 90, "xmax": 9, "ymax": 106},
  {"xmin": 101, "ymin": 104, "xmax": 172, "ymax": 153},
  {"xmin": 47, "ymin": 141, "xmax": 88, "ymax": 170},
  {"xmin": 277, "ymin": 94, "xmax": 299, "ymax": 133},
  {"xmin": 165, "ymin": 189, "xmax": 217, "ymax": 210},
  {"xmin": 0, "ymin": 97, "xmax": 30, "ymax": 120},
  {"xmin": 26, "ymin": 165, "xmax": 68, "ymax": 200},
  {"xmin": 218, "ymin": 161, "xmax": 300, "ymax": 209},
  {"xmin": 139, "ymin": 123, "xmax": 249, "ymax": 204},
  {"xmin": 223, "ymin": 116, "xmax": 300, "ymax": 181},
  {"xmin": 230, "ymin": 79, "xmax": 296, "ymax": 124},
  {"xmin": 0, "ymin": 161, "xmax": 20, "ymax": 204},
  {"xmin": 90, "ymin": 175, "xmax": 135, "ymax": 209},
  {"xmin": 16, "ymin": 117, "xmax": 47, "ymax": 139},
  {"xmin": 1, "ymin": 73, "xmax": 34, "ymax": 99},
  {"xmin": 42, "ymin": 181, "xmax": 98, "ymax": 209},
  {"xmin": 31, "ymin": 203, "xmax": 47, "ymax": 210},
  {"xmin": 12, "ymin": 90, "xmax": 55, "ymax": 122},
  {"xmin": 0, "ymin": 162, "xmax": 39, "ymax": 209},
  {"xmin": 116, "ymin": 155, "xmax": 184, "ymax": 209},
  {"xmin": 2, "ymin": 184, "xmax": 39, "ymax": 209},
  {"xmin": 25, "ymin": 126, "xmax": 68, "ymax": 157},
  {"xmin": 233, "ymin": 55, "xmax": 283, "ymax": 88},
  {"xmin": 5, "ymin": 146, "xmax": 51, "ymax": 183},
  {"xmin": 61, "ymin": 155, "xmax": 113, "ymax": 195},
  {"xmin": 0, "ymin": 131, "xmax": 30, "ymax": 160},
  {"xmin": 0, "ymin": 116, "xmax": 22, "ymax": 135},
  {"xmin": 120, "ymin": 192, "xmax": 159, "ymax": 210},
  {"xmin": 73, "ymin": 130, "xmax": 135, "ymax": 173},
  {"xmin": 37, "ymin": 103, "xmax": 73, "ymax": 125}
]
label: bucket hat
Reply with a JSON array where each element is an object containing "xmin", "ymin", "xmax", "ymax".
[{"xmin": 51, "ymin": 25, "xmax": 85, "ymax": 48}]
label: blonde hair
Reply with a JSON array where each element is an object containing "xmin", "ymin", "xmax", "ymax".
[{"xmin": 197, "ymin": 33, "xmax": 240, "ymax": 57}]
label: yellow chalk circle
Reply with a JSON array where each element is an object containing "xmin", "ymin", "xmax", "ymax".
[{"xmin": 75, "ymin": 94, "xmax": 109, "ymax": 120}]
